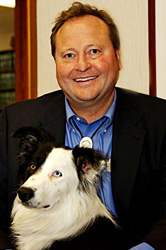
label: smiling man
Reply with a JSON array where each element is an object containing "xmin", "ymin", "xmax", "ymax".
[
  {"xmin": 54, "ymin": 15, "xmax": 121, "ymax": 123},
  {"xmin": 0, "ymin": 2, "xmax": 166, "ymax": 250}
]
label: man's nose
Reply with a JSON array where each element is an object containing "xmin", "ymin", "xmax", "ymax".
[{"xmin": 75, "ymin": 54, "xmax": 91, "ymax": 72}]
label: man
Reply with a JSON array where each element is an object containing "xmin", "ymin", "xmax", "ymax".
[{"xmin": 0, "ymin": 2, "xmax": 166, "ymax": 249}]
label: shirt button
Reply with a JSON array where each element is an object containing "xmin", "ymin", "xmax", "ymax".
[
  {"xmin": 73, "ymin": 129, "xmax": 75, "ymax": 133},
  {"xmin": 76, "ymin": 117, "xmax": 80, "ymax": 121},
  {"xmin": 104, "ymin": 129, "xmax": 107, "ymax": 133}
]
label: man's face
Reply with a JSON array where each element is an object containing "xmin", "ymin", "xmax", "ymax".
[{"xmin": 55, "ymin": 15, "xmax": 121, "ymax": 107}]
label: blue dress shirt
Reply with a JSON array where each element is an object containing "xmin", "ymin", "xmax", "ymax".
[{"xmin": 65, "ymin": 90, "xmax": 154, "ymax": 250}]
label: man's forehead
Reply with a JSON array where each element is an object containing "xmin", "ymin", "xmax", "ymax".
[
  {"xmin": 55, "ymin": 15, "xmax": 110, "ymax": 48},
  {"xmin": 57, "ymin": 15, "xmax": 109, "ymax": 36}
]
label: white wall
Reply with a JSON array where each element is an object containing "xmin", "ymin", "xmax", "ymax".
[
  {"xmin": 0, "ymin": 6, "xmax": 14, "ymax": 51},
  {"xmin": 0, "ymin": 32, "xmax": 14, "ymax": 51},
  {"xmin": 37, "ymin": 0, "xmax": 149, "ymax": 97},
  {"xmin": 156, "ymin": 0, "xmax": 166, "ymax": 99}
]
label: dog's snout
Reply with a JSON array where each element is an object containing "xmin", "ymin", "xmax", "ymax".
[{"xmin": 18, "ymin": 187, "xmax": 34, "ymax": 202}]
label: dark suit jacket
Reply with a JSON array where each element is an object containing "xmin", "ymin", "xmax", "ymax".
[{"xmin": 0, "ymin": 87, "xmax": 166, "ymax": 249}]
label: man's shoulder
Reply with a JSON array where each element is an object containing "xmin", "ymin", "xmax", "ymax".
[
  {"xmin": 116, "ymin": 87, "xmax": 166, "ymax": 108},
  {"xmin": 5, "ymin": 90, "xmax": 65, "ymax": 112},
  {"xmin": 1, "ymin": 90, "xmax": 65, "ymax": 128},
  {"xmin": 116, "ymin": 87, "xmax": 166, "ymax": 121}
]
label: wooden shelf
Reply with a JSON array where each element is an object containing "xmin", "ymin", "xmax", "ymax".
[
  {"xmin": 0, "ymin": 68, "xmax": 15, "ymax": 73},
  {"xmin": 0, "ymin": 88, "xmax": 15, "ymax": 92}
]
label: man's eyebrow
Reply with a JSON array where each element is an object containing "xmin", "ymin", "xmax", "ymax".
[
  {"xmin": 84, "ymin": 44, "xmax": 103, "ymax": 49},
  {"xmin": 60, "ymin": 48, "xmax": 77, "ymax": 55}
]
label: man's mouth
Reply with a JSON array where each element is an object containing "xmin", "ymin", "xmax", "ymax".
[{"xmin": 74, "ymin": 76, "xmax": 98, "ymax": 82}]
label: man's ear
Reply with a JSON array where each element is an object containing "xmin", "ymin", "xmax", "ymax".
[{"xmin": 115, "ymin": 49, "xmax": 122, "ymax": 70}]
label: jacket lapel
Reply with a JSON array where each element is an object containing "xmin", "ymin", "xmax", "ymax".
[
  {"xmin": 39, "ymin": 91, "xmax": 66, "ymax": 146},
  {"xmin": 111, "ymin": 88, "xmax": 145, "ymax": 217}
]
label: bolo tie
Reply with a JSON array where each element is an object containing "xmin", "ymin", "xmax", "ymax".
[{"xmin": 72, "ymin": 117, "xmax": 108, "ymax": 149}]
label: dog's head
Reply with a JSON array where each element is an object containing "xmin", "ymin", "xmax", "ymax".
[{"xmin": 13, "ymin": 126, "xmax": 106, "ymax": 209}]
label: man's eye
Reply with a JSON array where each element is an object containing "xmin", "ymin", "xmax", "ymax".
[
  {"xmin": 64, "ymin": 53, "xmax": 74, "ymax": 58},
  {"xmin": 88, "ymin": 49, "xmax": 102, "ymax": 58},
  {"xmin": 53, "ymin": 170, "xmax": 62, "ymax": 178},
  {"xmin": 91, "ymin": 49, "xmax": 99, "ymax": 54}
]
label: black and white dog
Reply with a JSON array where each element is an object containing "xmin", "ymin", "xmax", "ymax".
[{"xmin": 11, "ymin": 127, "xmax": 127, "ymax": 250}]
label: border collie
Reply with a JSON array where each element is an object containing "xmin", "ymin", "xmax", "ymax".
[{"xmin": 11, "ymin": 126, "xmax": 126, "ymax": 250}]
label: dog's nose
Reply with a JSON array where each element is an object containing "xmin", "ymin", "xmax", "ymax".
[{"xmin": 17, "ymin": 187, "xmax": 34, "ymax": 202}]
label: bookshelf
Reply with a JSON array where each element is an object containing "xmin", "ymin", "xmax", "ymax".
[{"xmin": 0, "ymin": 50, "xmax": 15, "ymax": 112}]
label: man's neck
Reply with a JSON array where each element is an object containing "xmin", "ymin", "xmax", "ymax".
[{"xmin": 68, "ymin": 90, "xmax": 115, "ymax": 124}]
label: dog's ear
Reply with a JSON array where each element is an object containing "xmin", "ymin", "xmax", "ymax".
[
  {"xmin": 12, "ymin": 126, "xmax": 54, "ymax": 167},
  {"xmin": 72, "ymin": 146, "xmax": 106, "ymax": 190},
  {"xmin": 13, "ymin": 126, "xmax": 53, "ymax": 150}
]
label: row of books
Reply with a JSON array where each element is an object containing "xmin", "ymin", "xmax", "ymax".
[
  {"xmin": 0, "ymin": 72, "xmax": 15, "ymax": 89},
  {"xmin": 0, "ymin": 50, "xmax": 15, "ymax": 111},
  {"xmin": 0, "ymin": 50, "xmax": 15, "ymax": 70},
  {"xmin": 0, "ymin": 91, "xmax": 15, "ymax": 109}
]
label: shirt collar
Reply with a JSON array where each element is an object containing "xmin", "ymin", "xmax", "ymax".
[{"xmin": 65, "ymin": 89, "xmax": 117, "ymax": 124}]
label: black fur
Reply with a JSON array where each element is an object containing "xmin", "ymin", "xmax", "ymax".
[
  {"xmin": 13, "ymin": 126, "xmax": 56, "ymax": 183},
  {"xmin": 73, "ymin": 146, "xmax": 106, "ymax": 192},
  {"xmin": 49, "ymin": 217, "xmax": 127, "ymax": 250},
  {"xmin": 73, "ymin": 146, "xmax": 106, "ymax": 172},
  {"xmin": 13, "ymin": 126, "xmax": 106, "ymax": 186}
]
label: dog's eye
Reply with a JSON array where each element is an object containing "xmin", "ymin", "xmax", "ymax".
[
  {"xmin": 30, "ymin": 164, "xmax": 36, "ymax": 170},
  {"xmin": 53, "ymin": 171, "xmax": 62, "ymax": 178}
]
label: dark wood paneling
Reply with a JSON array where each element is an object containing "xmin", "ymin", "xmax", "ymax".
[
  {"xmin": 15, "ymin": 0, "xmax": 37, "ymax": 102},
  {"xmin": 148, "ymin": 0, "xmax": 156, "ymax": 96},
  {"xmin": 29, "ymin": 0, "xmax": 37, "ymax": 99}
]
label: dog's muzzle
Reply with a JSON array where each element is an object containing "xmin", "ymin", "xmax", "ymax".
[
  {"xmin": 17, "ymin": 186, "xmax": 50, "ymax": 209},
  {"xmin": 17, "ymin": 187, "xmax": 34, "ymax": 203}
]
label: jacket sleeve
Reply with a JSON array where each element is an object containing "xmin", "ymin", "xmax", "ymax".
[
  {"xmin": 0, "ymin": 108, "xmax": 13, "ymax": 248},
  {"xmin": 143, "ymin": 133, "xmax": 166, "ymax": 250}
]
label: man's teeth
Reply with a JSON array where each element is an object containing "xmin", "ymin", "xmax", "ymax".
[{"xmin": 74, "ymin": 76, "xmax": 97, "ymax": 82}]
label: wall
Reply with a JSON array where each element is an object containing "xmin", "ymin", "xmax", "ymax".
[
  {"xmin": 156, "ymin": 0, "xmax": 166, "ymax": 99},
  {"xmin": 0, "ymin": 6, "xmax": 14, "ymax": 51},
  {"xmin": 0, "ymin": 32, "xmax": 14, "ymax": 51},
  {"xmin": 37, "ymin": 0, "xmax": 149, "ymax": 97}
]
